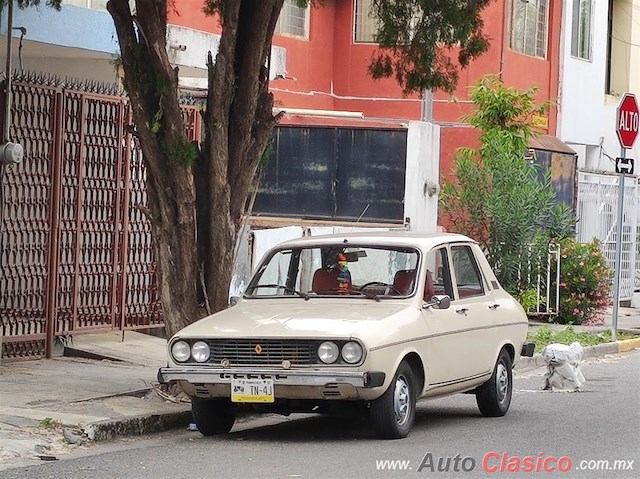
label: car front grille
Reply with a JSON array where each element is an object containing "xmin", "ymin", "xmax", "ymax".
[{"xmin": 205, "ymin": 339, "xmax": 317, "ymax": 366}]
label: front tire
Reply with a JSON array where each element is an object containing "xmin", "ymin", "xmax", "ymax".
[
  {"xmin": 191, "ymin": 398, "xmax": 236, "ymax": 436},
  {"xmin": 370, "ymin": 361, "xmax": 416, "ymax": 439},
  {"xmin": 476, "ymin": 348, "xmax": 513, "ymax": 417}
]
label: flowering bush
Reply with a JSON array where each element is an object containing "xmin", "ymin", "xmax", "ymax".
[{"xmin": 557, "ymin": 238, "xmax": 612, "ymax": 325}]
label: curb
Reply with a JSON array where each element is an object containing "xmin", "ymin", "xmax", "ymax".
[
  {"xmin": 84, "ymin": 409, "xmax": 192, "ymax": 442},
  {"xmin": 515, "ymin": 338, "xmax": 640, "ymax": 371}
]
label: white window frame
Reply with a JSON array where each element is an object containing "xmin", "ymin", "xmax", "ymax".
[
  {"xmin": 509, "ymin": 0, "xmax": 549, "ymax": 59},
  {"xmin": 275, "ymin": 0, "xmax": 310, "ymax": 40},
  {"xmin": 354, "ymin": 0, "xmax": 379, "ymax": 43},
  {"xmin": 571, "ymin": 0, "xmax": 593, "ymax": 60}
]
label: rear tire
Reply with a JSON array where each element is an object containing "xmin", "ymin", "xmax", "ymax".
[
  {"xmin": 370, "ymin": 361, "xmax": 416, "ymax": 439},
  {"xmin": 191, "ymin": 398, "xmax": 236, "ymax": 436},
  {"xmin": 476, "ymin": 349, "xmax": 513, "ymax": 417}
]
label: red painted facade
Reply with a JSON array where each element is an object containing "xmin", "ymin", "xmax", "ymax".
[{"xmin": 169, "ymin": 0, "xmax": 562, "ymax": 199}]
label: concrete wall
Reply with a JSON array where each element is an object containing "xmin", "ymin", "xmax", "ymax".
[
  {"xmin": 19, "ymin": 56, "xmax": 118, "ymax": 83},
  {"xmin": 404, "ymin": 121, "xmax": 440, "ymax": 233}
]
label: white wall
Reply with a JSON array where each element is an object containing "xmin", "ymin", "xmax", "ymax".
[
  {"xmin": 167, "ymin": 25, "xmax": 287, "ymax": 87},
  {"xmin": 558, "ymin": 0, "xmax": 640, "ymax": 169},
  {"xmin": 404, "ymin": 121, "xmax": 440, "ymax": 233}
]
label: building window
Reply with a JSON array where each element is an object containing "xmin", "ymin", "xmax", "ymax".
[
  {"xmin": 509, "ymin": 0, "xmax": 549, "ymax": 58},
  {"xmin": 354, "ymin": 0, "xmax": 379, "ymax": 43},
  {"xmin": 275, "ymin": 0, "xmax": 310, "ymax": 39},
  {"xmin": 571, "ymin": 0, "xmax": 592, "ymax": 60},
  {"xmin": 607, "ymin": 0, "xmax": 631, "ymax": 95}
]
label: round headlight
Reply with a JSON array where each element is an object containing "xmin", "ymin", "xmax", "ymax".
[
  {"xmin": 318, "ymin": 341, "xmax": 339, "ymax": 364},
  {"xmin": 191, "ymin": 341, "xmax": 210, "ymax": 363},
  {"xmin": 171, "ymin": 340, "xmax": 191, "ymax": 362},
  {"xmin": 341, "ymin": 342, "xmax": 363, "ymax": 364}
]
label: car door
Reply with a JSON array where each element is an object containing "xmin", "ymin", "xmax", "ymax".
[
  {"xmin": 421, "ymin": 243, "xmax": 495, "ymax": 390},
  {"xmin": 447, "ymin": 243, "xmax": 497, "ymax": 378},
  {"xmin": 420, "ymin": 245, "xmax": 469, "ymax": 388}
]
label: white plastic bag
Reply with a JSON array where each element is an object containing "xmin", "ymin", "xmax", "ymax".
[{"xmin": 541, "ymin": 341, "xmax": 586, "ymax": 391}]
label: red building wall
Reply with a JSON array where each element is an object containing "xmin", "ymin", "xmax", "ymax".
[
  {"xmin": 169, "ymin": 1, "xmax": 560, "ymax": 129},
  {"xmin": 169, "ymin": 0, "xmax": 562, "ymax": 221}
]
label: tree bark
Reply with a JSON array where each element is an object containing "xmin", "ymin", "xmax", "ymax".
[
  {"xmin": 201, "ymin": 0, "xmax": 283, "ymax": 313},
  {"xmin": 108, "ymin": 0, "xmax": 283, "ymax": 336},
  {"xmin": 108, "ymin": 0, "xmax": 200, "ymax": 337}
]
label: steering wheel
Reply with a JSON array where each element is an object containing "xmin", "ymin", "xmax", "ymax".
[{"xmin": 359, "ymin": 281, "xmax": 402, "ymax": 296}]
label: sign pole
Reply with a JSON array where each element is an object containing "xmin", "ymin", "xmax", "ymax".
[
  {"xmin": 612, "ymin": 92, "xmax": 639, "ymax": 342},
  {"xmin": 612, "ymin": 148, "xmax": 626, "ymax": 343}
]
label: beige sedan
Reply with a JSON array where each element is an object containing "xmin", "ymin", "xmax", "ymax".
[{"xmin": 159, "ymin": 232, "xmax": 534, "ymax": 439}]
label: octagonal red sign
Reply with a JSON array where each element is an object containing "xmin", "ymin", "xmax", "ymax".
[{"xmin": 617, "ymin": 93, "xmax": 639, "ymax": 149}]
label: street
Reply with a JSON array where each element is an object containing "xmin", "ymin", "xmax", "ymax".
[{"xmin": 1, "ymin": 351, "xmax": 638, "ymax": 479}]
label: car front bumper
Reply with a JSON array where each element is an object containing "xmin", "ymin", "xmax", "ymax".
[{"xmin": 158, "ymin": 367, "xmax": 386, "ymax": 388}]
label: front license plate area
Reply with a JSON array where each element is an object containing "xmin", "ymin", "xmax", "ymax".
[{"xmin": 231, "ymin": 378, "xmax": 275, "ymax": 403}]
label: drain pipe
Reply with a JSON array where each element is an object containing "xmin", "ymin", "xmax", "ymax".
[
  {"xmin": 4, "ymin": 0, "xmax": 14, "ymax": 143},
  {"xmin": 1, "ymin": 0, "xmax": 24, "ymax": 360}
]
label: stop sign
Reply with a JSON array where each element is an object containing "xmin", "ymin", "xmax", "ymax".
[{"xmin": 617, "ymin": 93, "xmax": 639, "ymax": 148}]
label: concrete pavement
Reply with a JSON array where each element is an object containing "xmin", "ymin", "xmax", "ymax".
[{"xmin": 1, "ymin": 307, "xmax": 639, "ymax": 470}]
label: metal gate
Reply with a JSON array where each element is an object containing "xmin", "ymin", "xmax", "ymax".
[
  {"xmin": 0, "ymin": 75, "xmax": 201, "ymax": 359},
  {"xmin": 254, "ymin": 126, "xmax": 408, "ymax": 222},
  {"xmin": 576, "ymin": 171, "xmax": 638, "ymax": 300}
]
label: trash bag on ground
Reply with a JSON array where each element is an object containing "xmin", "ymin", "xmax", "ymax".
[{"xmin": 541, "ymin": 341, "xmax": 586, "ymax": 391}]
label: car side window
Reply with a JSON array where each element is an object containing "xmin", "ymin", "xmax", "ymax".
[
  {"xmin": 425, "ymin": 247, "xmax": 454, "ymax": 299},
  {"xmin": 450, "ymin": 245, "xmax": 485, "ymax": 299}
]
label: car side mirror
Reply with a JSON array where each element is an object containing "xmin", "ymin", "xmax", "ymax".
[{"xmin": 423, "ymin": 294, "xmax": 451, "ymax": 310}]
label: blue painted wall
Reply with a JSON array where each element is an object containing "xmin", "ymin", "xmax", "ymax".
[{"xmin": 0, "ymin": 5, "xmax": 119, "ymax": 54}]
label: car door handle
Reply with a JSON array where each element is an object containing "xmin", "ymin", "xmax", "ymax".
[
  {"xmin": 488, "ymin": 303, "xmax": 500, "ymax": 310},
  {"xmin": 455, "ymin": 307, "xmax": 468, "ymax": 315}
]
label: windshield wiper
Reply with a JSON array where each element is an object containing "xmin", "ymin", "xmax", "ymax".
[
  {"xmin": 346, "ymin": 290, "xmax": 382, "ymax": 301},
  {"xmin": 250, "ymin": 284, "xmax": 310, "ymax": 300}
]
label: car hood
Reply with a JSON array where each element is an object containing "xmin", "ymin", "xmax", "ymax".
[{"xmin": 174, "ymin": 298, "xmax": 415, "ymax": 340}]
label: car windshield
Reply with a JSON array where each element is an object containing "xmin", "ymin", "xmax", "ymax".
[{"xmin": 245, "ymin": 244, "xmax": 420, "ymax": 299}]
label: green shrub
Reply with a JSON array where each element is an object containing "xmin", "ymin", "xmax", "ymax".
[
  {"xmin": 517, "ymin": 288, "xmax": 540, "ymax": 313},
  {"xmin": 557, "ymin": 238, "xmax": 612, "ymax": 325},
  {"xmin": 439, "ymin": 76, "xmax": 574, "ymax": 297}
]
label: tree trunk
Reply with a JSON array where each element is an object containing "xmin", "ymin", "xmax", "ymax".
[
  {"xmin": 108, "ymin": 0, "xmax": 201, "ymax": 337},
  {"xmin": 108, "ymin": 0, "xmax": 283, "ymax": 336},
  {"xmin": 200, "ymin": 0, "xmax": 283, "ymax": 314}
]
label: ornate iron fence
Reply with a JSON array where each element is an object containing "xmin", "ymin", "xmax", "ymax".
[{"xmin": 0, "ymin": 74, "xmax": 202, "ymax": 359}]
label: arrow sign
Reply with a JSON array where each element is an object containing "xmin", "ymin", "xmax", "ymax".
[{"xmin": 616, "ymin": 157, "xmax": 634, "ymax": 175}]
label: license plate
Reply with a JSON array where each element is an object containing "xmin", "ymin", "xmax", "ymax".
[{"xmin": 231, "ymin": 378, "xmax": 275, "ymax": 403}]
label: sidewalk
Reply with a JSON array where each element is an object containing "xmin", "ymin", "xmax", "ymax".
[
  {"xmin": 0, "ymin": 332, "xmax": 191, "ymax": 469},
  {"xmin": 1, "ymin": 308, "xmax": 640, "ymax": 469}
]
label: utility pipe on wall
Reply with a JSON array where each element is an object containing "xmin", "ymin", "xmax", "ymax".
[{"xmin": 4, "ymin": 0, "xmax": 13, "ymax": 142}]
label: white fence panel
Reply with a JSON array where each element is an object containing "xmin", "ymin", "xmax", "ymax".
[{"xmin": 576, "ymin": 172, "xmax": 638, "ymax": 301}]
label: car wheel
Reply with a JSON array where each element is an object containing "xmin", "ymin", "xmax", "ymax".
[
  {"xmin": 191, "ymin": 398, "xmax": 236, "ymax": 436},
  {"xmin": 370, "ymin": 361, "xmax": 416, "ymax": 439},
  {"xmin": 476, "ymin": 348, "xmax": 513, "ymax": 417}
]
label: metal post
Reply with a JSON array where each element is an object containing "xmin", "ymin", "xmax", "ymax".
[
  {"xmin": 612, "ymin": 148, "xmax": 627, "ymax": 342},
  {"xmin": 4, "ymin": 0, "xmax": 14, "ymax": 143},
  {"xmin": 0, "ymin": 1, "xmax": 14, "ymax": 321},
  {"xmin": 420, "ymin": 89, "xmax": 433, "ymax": 122}
]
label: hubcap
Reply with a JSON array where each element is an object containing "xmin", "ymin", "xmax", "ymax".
[
  {"xmin": 393, "ymin": 374, "xmax": 411, "ymax": 426},
  {"xmin": 496, "ymin": 361, "xmax": 509, "ymax": 403}
]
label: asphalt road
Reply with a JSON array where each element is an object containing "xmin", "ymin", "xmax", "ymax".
[{"xmin": 2, "ymin": 351, "xmax": 639, "ymax": 479}]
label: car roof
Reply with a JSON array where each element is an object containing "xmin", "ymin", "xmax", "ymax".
[{"xmin": 274, "ymin": 231, "xmax": 476, "ymax": 250}]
